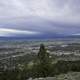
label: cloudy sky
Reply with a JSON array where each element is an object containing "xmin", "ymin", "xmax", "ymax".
[{"xmin": 0, "ymin": 0, "xmax": 80, "ymax": 37}]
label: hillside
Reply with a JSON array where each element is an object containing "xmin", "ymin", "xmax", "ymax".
[{"xmin": 32, "ymin": 72, "xmax": 80, "ymax": 80}]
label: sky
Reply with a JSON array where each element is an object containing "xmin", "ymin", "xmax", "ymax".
[{"xmin": 0, "ymin": 0, "xmax": 80, "ymax": 37}]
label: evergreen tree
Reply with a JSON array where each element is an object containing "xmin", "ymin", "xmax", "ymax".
[
  {"xmin": 38, "ymin": 44, "xmax": 49, "ymax": 64},
  {"xmin": 37, "ymin": 44, "xmax": 50, "ymax": 77}
]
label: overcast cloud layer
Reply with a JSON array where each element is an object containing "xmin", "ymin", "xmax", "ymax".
[{"xmin": 0, "ymin": 0, "xmax": 80, "ymax": 37}]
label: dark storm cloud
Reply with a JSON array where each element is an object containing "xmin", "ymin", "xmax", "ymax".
[{"xmin": 0, "ymin": 0, "xmax": 80, "ymax": 36}]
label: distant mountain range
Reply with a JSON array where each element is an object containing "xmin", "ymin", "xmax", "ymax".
[{"xmin": 0, "ymin": 33, "xmax": 80, "ymax": 40}]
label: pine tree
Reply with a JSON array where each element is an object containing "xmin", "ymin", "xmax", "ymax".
[
  {"xmin": 37, "ymin": 44, "xmax": 50, "ymax": 77},
  {"xmin": 38, "ymin": 44, "xmax": 49, "ymax": 64}
]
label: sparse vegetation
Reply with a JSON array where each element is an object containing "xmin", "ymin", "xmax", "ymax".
[{"xmin": 0, "ymin": 40, "xmax": 80, "ymax": 80}]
